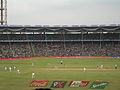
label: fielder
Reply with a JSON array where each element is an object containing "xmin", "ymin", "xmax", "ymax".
[
  {"xmin": 17, "ymin": 69, "xmax": 20, "ymax": 74},
  {"xmin": 83, "ymin": 67, "xmax": 86, "ymax": 72},
  {"xmin": 100, "ymin": 65, "xmax": 104, "ymax": 69},
  {"xmin": 9, "ymin": 67, "xmax": 12, "ymax": 72},
  {"xmin": 14, "ymin": 66, "xmax": 16, "ymax": 70},
  {"xmin": 5, "ymin": 67, "xmax": 7, "ymax": 70},
  {"xmin": 115, "ymin": 64, "xmax": 117, "ymax": 69},
  {"xmin": 60, "ymin": 61, "xmax": 63, "ymax": 64},
  {"xmin": 32, "ymin": 72, "xmax": 35, "ymax": 78}
]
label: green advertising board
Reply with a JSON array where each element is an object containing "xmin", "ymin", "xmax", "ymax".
[{"xmin": 90, "ymin": 81, "xmax": 109, "ymax": 89}]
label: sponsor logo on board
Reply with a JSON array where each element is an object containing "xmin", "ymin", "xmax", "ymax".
[
  {"xmin": 69, "ymin": 81, "xmax": 90, "ymax": 87},
  {"xmin": 51, "ymin": 81, "xmax": 67, "ymax": 88},
  {"xmin": 30, "ymin": 80, "xmax": 50, "ymax": 87},
  {"xmin": 90, "ymin": 80, "xmax": 109, "ymax": 89}
]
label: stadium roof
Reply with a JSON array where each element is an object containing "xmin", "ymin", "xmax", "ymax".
[{"xmin": 0, "ymin": 25, "xmax": 120, "ymax": 32}]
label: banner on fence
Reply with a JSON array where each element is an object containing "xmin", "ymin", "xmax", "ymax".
[
  {"xmin": 30, "ymin": 80, "xmax": 50, "ymax": 87},
  {"xmin": 69, "ymin": 81, "xmax": 90, "ymax": 87},
  {"xmin": 90, "ymin": 80, "xmax": 109, "ymax": 89},
  {"xmin": 51, "ymin": 81, "xmax": 67, "ymax": 88}
]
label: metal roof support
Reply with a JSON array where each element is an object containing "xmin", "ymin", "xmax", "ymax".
[{"xmin": 0, "ymin": 0, "xmax": 7, "ymax": 25}]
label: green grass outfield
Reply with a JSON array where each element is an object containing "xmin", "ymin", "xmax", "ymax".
[{"xmin": 0, "ymin": 58, "xmax": 120, "ymax": 90}]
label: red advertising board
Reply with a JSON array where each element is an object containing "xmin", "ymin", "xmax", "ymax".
[
  {"xmin": 30, "ymin": 80, "xmax": 50, "ymax": 87},
  {"xmin": 69, "ymin": 81, "xmax": 90, "ymax": 87}
]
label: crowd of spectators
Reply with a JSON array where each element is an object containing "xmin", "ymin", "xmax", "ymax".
[
  {"xmin": 0, "ymin": 42, "xmax": 120, "ymax": 58},
  {"xmin": 0, "ymin": 33, "xmax": 119, "ymax": 58}
]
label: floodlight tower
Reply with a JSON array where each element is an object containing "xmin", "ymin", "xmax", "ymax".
[{"xmin": 0, "ymin": 0, "xmax": 7, "ymax": 25}]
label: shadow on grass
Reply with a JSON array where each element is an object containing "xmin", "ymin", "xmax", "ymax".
[{"xmin": 35, "ymin": 88, "xmax": 52, "ymax": 90}]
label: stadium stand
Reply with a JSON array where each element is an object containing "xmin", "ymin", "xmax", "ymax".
[{"xmin": 0, "ymin": 25, "xmax": 120, "ymax": 58}]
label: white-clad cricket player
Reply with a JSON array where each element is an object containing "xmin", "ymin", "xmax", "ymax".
[
  {"xmin": 32, "ymin": 72, "xmax": 35, "ymax": 78},
  {"xmin": 60, "ymin": 61, "xmax": 63, "ymax": 64},
  {"xmin": 17, "ymin": 69, "xmax": 20, "ymax": 74},
  {"xmin": 14, "ymin": 66, "xmax": 16, "ymax": 70},
  {"xmin": 5, "ymin": 66, "xmax": 7, "ymax": 70},
  {"xmin": 9, "ymin": 67, "xmax": 12, "ymax": 72},
  {"xmin": 83, "ymin": 67, "xmax": 86, "ymax": 72},
  {"xmin": 101, "ymin": 65, "xmax": 104, "ymax": 69},
  {"xmin": 115, "ymin": 64, "xmax": 117, "ymax": 69}
]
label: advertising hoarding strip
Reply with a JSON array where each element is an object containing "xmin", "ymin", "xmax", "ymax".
[
  {"xmin": 90, "ymin": 81, "xmax": 109, "ymax": 89},
  {"xmin": 30, "ymin": 80, "xmax": 50, "ymax": 87},
  {"xmin": 51, "ymin": 81, "xmax": 67, "ymax": 88},
  {"xmin": 69, "ymin": 81, "xmax": 90, "ymax": 87}
]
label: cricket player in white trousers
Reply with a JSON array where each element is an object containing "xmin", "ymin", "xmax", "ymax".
[
  {"xmin": 32, "ymin": 72, "xmax": 35, "ymax": 78},
  {"xmin": 83, "ymin": 67, "xmax": 86, "ymax": 72},
  {"xmin": 17, "ymin": 70, "xmax": 20, "ymax": 74},
  {"xmin": 9, "ymin": 67, "xmax": 12, "ymax": 72},
  {"xmin": 100, "ymin": 65, "xmax": 104, "ymax": 69},
  {"xmin": 5, "ymin": 67, "xmax": 7, "ymax": 70},
  {"xmin": 14, "ymin": 66, "xmax": 16, "ymax": 70}
]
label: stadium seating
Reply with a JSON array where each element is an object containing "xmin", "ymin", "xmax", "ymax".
[
  {"xmin": 0, "ymin": 26, "xmax": 120, "ymax": 58},
  {"xmin": 0, "ymin": 42, "xmax": 120, "ymax": 58}
]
